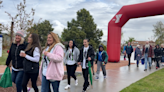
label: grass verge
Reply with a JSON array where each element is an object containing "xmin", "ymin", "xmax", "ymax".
[
  {"xmin": 0, "ymin": 50, "xmax": 8, "ymax": 65},
  {"xmin": 121, "ymin": 68, "xmax": 164, "ymax": 92}
]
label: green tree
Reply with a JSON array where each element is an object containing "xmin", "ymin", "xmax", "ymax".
[
  {"xmin": 121, "ymin": 32, "xmax": 123, "ymax": 39},
  {"xmin": 100, "ymin": 43, "xmax": 107, "ymax": 51},
  {"xmin": 26, "ymin": 20, "xmax": 54, "ymax": 46},
  {"xmin": 0, "ymin": 0, "xmax": 2, "ymax": 8},
  {"xmin": 62, "ymin": 8, "xmax": 103, "ymax": 49},
  {"xmin": 125, "ymin": 37, "xmax": 136, "ymax": 44},
  {"xmin": 0, "ymin": 0, "xmax": 2, "ymax": 27},
  {"xmin": 152, "ymin": 21, "xmax": 164, "ymax": 45}
]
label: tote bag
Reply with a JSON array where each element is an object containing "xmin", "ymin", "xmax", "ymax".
[
  {"xmin": 0, "ymin": 67, "xmax": 12, "ymax": 88},
  {"xmin": 141, "ymin": 58, "xmax": 144, "ymax": 65}
]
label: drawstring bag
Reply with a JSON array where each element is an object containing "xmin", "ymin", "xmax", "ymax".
[{"xmin": 0, "ymin": 67, "xmax": 12, "ymax": 88}]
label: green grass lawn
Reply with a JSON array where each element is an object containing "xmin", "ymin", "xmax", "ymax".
[
  {"xmin": 121, "ymin": 68, "xmax": 164, "ymax": 92},
  {"xmin": 0, "ymin": 50, "xmax": 8, "ymax": 65}
]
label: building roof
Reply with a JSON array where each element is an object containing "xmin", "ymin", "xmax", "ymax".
[{"xmin": 131, "ymin": 41, "xmax": 155, "ymax": 46}]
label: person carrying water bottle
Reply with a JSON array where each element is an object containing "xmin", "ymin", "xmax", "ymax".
[{"xmin": 64, "ymin": 40, "xmax": 79, "ymax": 90}]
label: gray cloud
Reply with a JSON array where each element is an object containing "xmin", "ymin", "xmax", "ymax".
[
  {"xmin": 122, "ymin": 15, "xmax": 164, "ymax": 42},
  {"xmin": 104, "ymin": 0, "xmax": 154, "ymax": 5},
  {"xmin": 0, "ymin": 0, "xmax": 163, "ymax": 42}
]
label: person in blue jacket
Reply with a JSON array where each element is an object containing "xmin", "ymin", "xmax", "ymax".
[
  {"xmin": 123, "ymin": 45, "xmax": 127, "ymax": 60},
  {"xmin": 125, "ymin": 42, "xmax": 133, "ymax": 66},
  {"xmin": 95, "ymin": 45, "xmax": 108, "ymax": 79}
]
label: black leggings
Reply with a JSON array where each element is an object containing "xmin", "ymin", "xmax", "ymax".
[
  {"xmin": 22, "ymin": 72, "xmax": 39, "ymax": 92},
  {"xmin": 156, "ymin": 58, "xmax": 160, "ymax": 68},
  {"xmin": 127, "ymin": 54, "xmax": 131, "ymax": 65},
  {"xmin": 66, "ymin": 64, "xmax": 77, "ymax": 85}
]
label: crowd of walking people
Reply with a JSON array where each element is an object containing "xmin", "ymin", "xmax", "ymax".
[
  {"xmin": 9, "ymin": 29, "xmax": 164, "ymax": 92},
  {"xmin": 5, "ymin": 29, "xmax": 164, "ymax": 92},
  {"xmin": 123, "ymin": 41, "xmax": 164, "ymax": 71},
  {"xmin": 5, "ymin": 30, "xmax": 108, "ymax": 92}
]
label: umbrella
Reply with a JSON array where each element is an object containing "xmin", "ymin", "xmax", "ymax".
[{"xmin": 88, "ymin": 61, "xmax": 93, "ymax": 88}]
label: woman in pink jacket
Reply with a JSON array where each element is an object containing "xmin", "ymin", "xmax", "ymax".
[{"xmin": 39, "ymin": 32, "xmax": 65, "ymax": 92}]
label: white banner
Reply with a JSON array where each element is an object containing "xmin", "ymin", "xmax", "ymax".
[{"xmin": 0, "ymin": 35, "xmax": 2, "ymax": 57}]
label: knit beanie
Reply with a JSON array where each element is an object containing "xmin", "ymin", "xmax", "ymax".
[{"xmin": 16, "ymin": 30, "xmax": 25, "ymax": 37}]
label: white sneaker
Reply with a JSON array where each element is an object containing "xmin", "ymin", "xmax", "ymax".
[
  {"xmin": 87, "ymin": 85, "xmax": 90, "ymax": 90},
  {"xmin": 75, "ymin": 79, "xmax": 78, "ymax": 86},
  {"xmin": 27, "ymin": 87, "xmax": 31, "ymax": 92},
  {"xmin": 65, "ymin": 85, "xmax": 71, "ymax": 90}
]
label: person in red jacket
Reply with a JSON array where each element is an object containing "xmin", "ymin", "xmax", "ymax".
[{"xmin": 142, "ymin": 41, "xmax": 153, "ymax": 71}]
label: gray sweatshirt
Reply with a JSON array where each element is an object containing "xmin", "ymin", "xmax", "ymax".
[{"xmin": 64, "ymin": 47, "xmax": 80, "ymax": 65}]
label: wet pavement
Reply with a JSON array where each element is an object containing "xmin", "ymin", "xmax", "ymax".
[
  {"xmin": 120, "ymin": 52, "xmax": 137, "ymax": 64},
  {"xmin": 30, "ymin": 63, "xmax": 162, "ymax": 92}
]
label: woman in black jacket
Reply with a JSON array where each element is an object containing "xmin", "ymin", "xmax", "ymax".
[
  {"xmin": 6, "ymin": 30, "xmax": 28, "ymax": 92},
  {"xmin": 154, "ymin": 45, "xmax": 162, "ymax": 69},
  {"xmin": 20, "ymin": 33, "xmax": 41, "ymax": 92},
  {"xmin": 160, "ymin": 44, "xmax": 164, "ymax": 65},
  {"xmin": 125, "ymin": 42, "xmax": 133, "ymax": 66},
  {"xmin": 78, "ymin": 39, "xmax": 95, "ymax": 92}
]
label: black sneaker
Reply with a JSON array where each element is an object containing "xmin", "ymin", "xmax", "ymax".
[
  {"xmin": 93, "ymin": 73, "xmax": 95, "ymax": 75},
  {"xmin": 144, "ymin": 69, "xmax": 147, "ymax": 71},
  {"xmin": 137, "ymin": 65, "xmax": 139, "ymax": 67}
]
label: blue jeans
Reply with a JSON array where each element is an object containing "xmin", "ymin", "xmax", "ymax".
[
  {"xmin": 41, "ymin": 75, "xmax": 60, "ymax": 92},
  {"xmin": 12, "ymin": 70, "xmax": 24, "ymax": 92},
  {"xmin": 161, "ymin": 56, "xmax": 164, "ymax": 62},
  {"xmin": 144, "ymin": 53, "xmax": 152, "ymax": 69},
  {"xmin": 137, "ymin": 60, "xmax": 139, "ymax": 65}
]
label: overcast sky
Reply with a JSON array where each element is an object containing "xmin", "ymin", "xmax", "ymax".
[{"xmin": 0, "ymin": 0, "xmax": 164, "ymax": 42}]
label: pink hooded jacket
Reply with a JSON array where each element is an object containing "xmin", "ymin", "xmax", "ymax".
[{"xmin": 39, "ymin": 43, "xmax": 65, "ymax": 81}]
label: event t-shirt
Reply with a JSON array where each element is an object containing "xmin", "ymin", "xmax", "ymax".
[
  {"xmin": 67, "ymin": 48, "xmax": 76, "ymax": 65},
  {"xmin": 83, "ymin": 46, "xmax": 89, "ymax": 69}
]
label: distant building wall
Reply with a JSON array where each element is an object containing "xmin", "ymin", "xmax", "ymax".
[{"xmin": 131, "ymin": 41, "xmax": 156, "ymax": 49}]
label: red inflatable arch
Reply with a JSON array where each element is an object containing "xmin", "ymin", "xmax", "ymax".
[{"xmin": 107, "ymin": 0, "xmax": 164, "ymax": 62}]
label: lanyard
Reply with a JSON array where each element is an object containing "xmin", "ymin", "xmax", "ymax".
[
  {"xmin": 68, "ymin": 50, "xmax": 73, "ymax": 61},
  {"xmin": 83, "ymin": 50, "xmax": 87, "ymax": 59}
]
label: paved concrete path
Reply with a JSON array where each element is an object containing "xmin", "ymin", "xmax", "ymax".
[{"xmin": 30, "ymin": 63, "xmax": 162, "ymax": 92}]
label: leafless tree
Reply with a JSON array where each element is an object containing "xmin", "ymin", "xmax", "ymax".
[
  {"xmin": 2, "ymin": 0, "xmax": 41, "ymax": 45},
  {"xmin": 152, "ymin": 21, "xmax": 164, "ymax": 44}
]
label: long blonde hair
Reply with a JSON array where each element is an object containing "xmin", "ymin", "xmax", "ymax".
[{"xmin": 45, "ymin": 32, "xmax": 60, "ymax": 52}]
